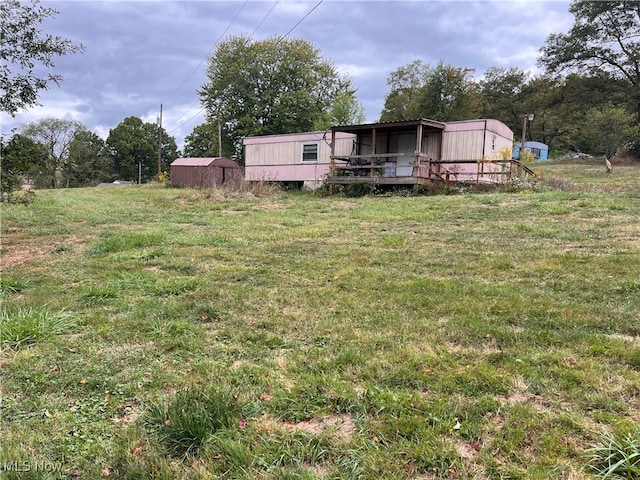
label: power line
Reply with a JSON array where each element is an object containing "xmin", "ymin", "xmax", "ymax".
[
  {"xmin": 165, "ymin": 0, "xmax": 279, "ymax": 134},
  {"xmin": 168, "ymin": 107, "xmax": 206, "ymax": 135},
  {"xmin": 160, "ymin": 0, "xmax": 249, "ymax": 106},
  {"xmin": 276, "ymin": 0, "xmax": 324, "ymax": 44},
  {"xmin": 164, "ymin": 0, "xmax": 280, "ymax": 134},
  {"xmin": 251, "ymin": 0, "xmax": 279, "ymax": 37},
  {"xmin": 168, "ymin": 0, "xmax": 325, "ymax": 137}
]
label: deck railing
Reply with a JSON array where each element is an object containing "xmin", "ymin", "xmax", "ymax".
[{"xmin": 329, "ymin": 155, "xmax": 535, "ymax": 185}]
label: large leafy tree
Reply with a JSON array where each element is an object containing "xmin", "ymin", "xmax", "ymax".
[
  {"xmin": 417, "ymin": 61, "xmax": 481, "ymax": 122},
  {"xmin": 539, "ymin": 1, "xmax": 640, "ymax": 154},
  {"xmin": 0, "ymin": 0, "xmax": 83, "ymax": 115},
  {"xmin": 199, "ymin": 35, "xmax": 357, "ymax": 161},
  {"xmin": 379, "ymin": 60, "xmax": 431, "ymax": 122},
  {"xmin": 315, "ymin": 92, "xmax": 366, "ymax": 129},
  {"xmin": 20, "ymin": 117, "xmax": 85, "ymax": 188},
  {"xmin": 379, "ymin": 60, "xmax": 481, "ymax": 122},
  {"xmin": 0, "ymin": 134, "xmax": 47, "ymax": 198},
  {"xmin": 66, "ymin": 130, "xmax": 113, "ymax": 187},
  {"xmin": 539, "ymin": 1, "xmax": 640, "ymax": 89},
  {"xmin": 575, "ymin": 103, "xmax": 638, "ymax": 157},
  {"xmin": 106, "ymin": 116, "xmax": 178, "ymax": 182},
  {"xmin": 479, "ymin": 67, "xmax": 529, "ymax": 129}
]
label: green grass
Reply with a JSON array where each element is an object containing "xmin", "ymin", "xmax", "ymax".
[
  {"xmin": 1, "ymin": 163, "xmax": 639, "ymax": 479},
  {"xmin": 1, "ymin": 306, "xmax": 76, "ymax": 347},
  {"xmin": 589, "ymin": 426, "xmax": 640, "ymax": 479},
  {"xmin": 146, "ymin": 386, "xmax": 239, "ymax": 455}
]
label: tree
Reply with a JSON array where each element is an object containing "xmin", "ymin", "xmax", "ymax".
[
  {"xmin": 479, "ymin": 67, "xmax": 529, "ymax": 129},
  {"xmin": 20, "ymin": 118, "xmax": 85, "ymax": 188},
  {"xmin": 380, "ymin": 60, "xmax": 431, "ymax": 122},
  {"xmin": 539, "ymin": 1, "xmax": 640, "ymax": 86},
  {"xmin": 575, "ymin": 103, "xmax": 638, "ymax": 157},
  {"xmin": 539, "ymin": 1, "xmax": 640, "ymax": 156},
  {"xmin": 0, "ymin": 134, "xmax": 47, "ymax": 198},
  {"xmin": 379, "ymin": 60, "xmax": 481, "ymax": 123},
  {"xmin": 417, "ymin": 61, "xmax": 482, "ymax": 122},
  {"xmin": 66, "ymin": 130, "xmax": 113, "ymax": 187},
  {"xmin": 106, "ymin": 116, "xmax": 178, "ymax": 182},
  {"xmin": 199, "ymin": 35, "xmax": 357, "ymax": 162},
  {"xmin": 315, "ymin": 92, "xmax": 366, "ymax": 129},
  {"xmin": 183, "ymin": 122, "xmax": 233, "ymax": 158},
  {"xmin": 0, "ymin": 0, "xmax": 83, "ymax": 115}
]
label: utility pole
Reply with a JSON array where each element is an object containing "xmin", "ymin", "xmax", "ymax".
[
  {"xmin": 520, "ymin": 113, "xmax": 533, "ymax": 160},
  {"xmin": 157, "ymin": 104, "xmax": 163, "ymax": 176},
  {"xmin": 218, "ymin": 118, "xmax": 222, "ymax": 158}
]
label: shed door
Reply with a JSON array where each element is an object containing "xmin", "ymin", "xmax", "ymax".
[{"xmin": 397, "ymin": 133, "xmax": 415, "ymax": 176}]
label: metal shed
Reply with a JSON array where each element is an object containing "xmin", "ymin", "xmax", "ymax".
[{"xmin": 170, "ymin": 157, "xmax": 242, "ymax": 188}]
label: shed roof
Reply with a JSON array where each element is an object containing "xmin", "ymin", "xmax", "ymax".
[
  {"xmin": 170, "ymin": 157, "xmax": 239, "ymax": 168},
  {"xmin": 515, "ymin": 141, "xmax": 548, "ymax": 149}
]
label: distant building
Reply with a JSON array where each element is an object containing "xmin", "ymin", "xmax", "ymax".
[
  {"xmin": 513, "ymin": 141, "xmax": 549, "ymax": 161},
  {"xmin": 96, "ymin": 180, "xmax": 135, "ymax": 187},
  {"xmin": 170, "ymin": 157, "xmax": 242, "ymax": 188}
]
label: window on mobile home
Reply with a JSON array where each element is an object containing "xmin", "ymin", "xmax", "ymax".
[{"xmin": 302, "ymin": 143, "xmax": 319, "ymax": 162}]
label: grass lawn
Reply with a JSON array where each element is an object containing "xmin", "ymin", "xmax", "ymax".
[{"xmin": 1, "ymin": 160, "xmax": 639, "ymax": 479}]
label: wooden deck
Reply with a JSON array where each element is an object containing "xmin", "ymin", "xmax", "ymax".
[{"xmin": 327, "ymin": 157, "xmax": 536, "ymax": 187}]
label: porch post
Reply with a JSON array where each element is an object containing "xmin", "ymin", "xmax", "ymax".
[
  {"xmin": 371, "ymin": 128, "xmax": 376, "ymax": 177},
  {"xmin": 330, "ymin": 129, "xmax": 336, "ymax": 194},
  {"xmin": 330, "ymin": 129, "xmax": 336, "ymax": 170},
  {"xmin": 416, "ymin": 123, "xmax": 423, "ymax": 177}
]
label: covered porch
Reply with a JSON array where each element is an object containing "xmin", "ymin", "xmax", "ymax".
[
  {"xmin": 328, "ymin": 119, "xmax": 446, "ymax": 186},
  {"xmin": 328, "ymin": 118, "xmax": 529, "ymax": 187}
]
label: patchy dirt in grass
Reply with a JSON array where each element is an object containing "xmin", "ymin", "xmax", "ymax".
[
  {"xmin": 108, "ymin": 400, "xmax": 140, "ymax": 426},
  {"xmin": 411, "ymin": 473, "xmax": 439, "ymax": 480},
  {"xmin": 254, "ymin": 413, "xmax": 357, "ymax": 440},
  {"xmin": 1, "ymin": 242, "xmax": 55, "ymax": 270},
  {"xmin": 255, "ymin": 202, "xmax": 287, "ymax": 211},
  {"xmin": 606, "ymin": 333, "xmax": 640, "ymax": 344},
  {"xmin": 221, "ymin": 209, "xmax": 248, "ymax": 215},
  {"xmin": 455, "ymin": 440, "xmax": 479, "ymax": 461},
  {"xmin": 283, "ymin": 414, "xmax": 357, "ymax": 439},
  {"xmin": 496, "ymin": 392, "xmax": 551, "ymax": 412},
  {"xmin": 444, "ymin": 342, "xmax": 502, "ymax": 356},
  {"xmin": 1, "ymin": 235, "xmax": 87, "ymax": 271}
]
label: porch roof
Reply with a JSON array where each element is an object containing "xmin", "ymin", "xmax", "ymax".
[{"xmin": 331, "ymin": 118, "xmax": 446, "ymax": 135}]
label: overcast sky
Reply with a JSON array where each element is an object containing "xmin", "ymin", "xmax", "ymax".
[{"xmin": 1, "ymin": 0, "xmax": 574, "ymax": 149}]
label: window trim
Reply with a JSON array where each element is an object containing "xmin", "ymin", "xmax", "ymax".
[{"xmin": 301, "ymin": 142, "xmax": 319, "ymax": 163}]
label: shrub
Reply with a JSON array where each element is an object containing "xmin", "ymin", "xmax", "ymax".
[{"xmin": 344, "ymin": 182, "xmax": 376, "ymax": 198}]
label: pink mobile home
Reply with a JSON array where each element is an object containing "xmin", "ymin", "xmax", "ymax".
[
  {"xmin": 244, "ymin": 118, "xmax": 530, "ymax": 189},
  {"xmin": 243, "ymin": 131, "xmax": 356, "ymax": 189}
]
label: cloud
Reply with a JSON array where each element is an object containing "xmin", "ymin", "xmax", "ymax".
[{"xmin": 1, "ymin": 0, "xmax": 573, "ymax": 148}]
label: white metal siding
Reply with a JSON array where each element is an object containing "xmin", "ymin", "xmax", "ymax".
[
  {"xmin": 245, "ymin": 136, "xmax": 353, "ymax": 166},
  {"xmin": 441, "ymin": 130, "xmax": 484, "ymax": 161}
]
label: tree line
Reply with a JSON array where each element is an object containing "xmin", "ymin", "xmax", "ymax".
[
  {"xmin": 1, "ymin": 117, "xmax": 179, "ymax": 194},
  {"xmin": 1, "ymin": 0, "xmax": 638, "ymax": 198}
]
